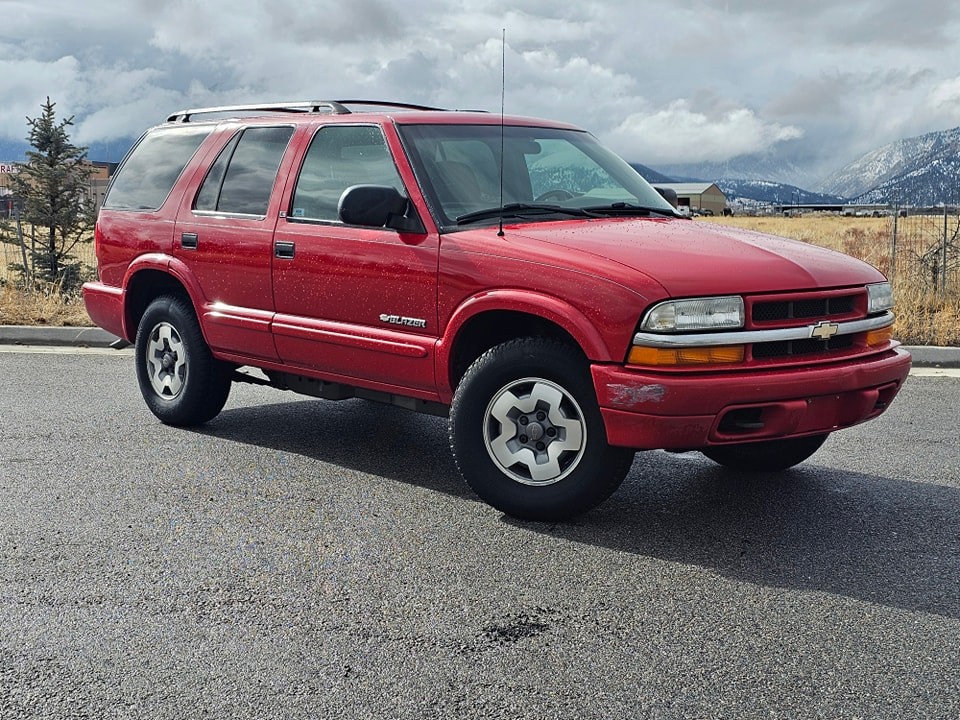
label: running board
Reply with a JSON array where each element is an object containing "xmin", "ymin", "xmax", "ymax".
[{"xmin": 231, "ymin": 368, "xmax": 449, "ymax": 417}]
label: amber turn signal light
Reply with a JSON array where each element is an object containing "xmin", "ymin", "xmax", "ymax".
[
  {"xmin": 865, "ymin": 326, "xmax": 894, "ymax": 347},
  {"xmin": 628, "ymin": 345, "xmax": 745, "ymax": 366}
]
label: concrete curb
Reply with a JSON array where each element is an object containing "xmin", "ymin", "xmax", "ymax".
[
  {"xmin": 900, "ymin": 345, "xmax": 960, "ymax": 368},
  {"xmin": 0, "ymin": 325, "xmax": 130, "ymax": 349},
  {"xmin": 0, "ymin": 325, "xmax": 957, "ymax": 367}
]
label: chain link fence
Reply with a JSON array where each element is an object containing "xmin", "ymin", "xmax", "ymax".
[
  {"xmin": 0, "ymin": 216, "xmax": 96, "ymax": 286},
  {"xmin": 890, "ymin": 208, "xmax": 960, "ymax": 294}
]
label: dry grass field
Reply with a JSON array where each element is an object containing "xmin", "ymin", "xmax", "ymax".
[
  {"xmin": 702, "ymin": 214, "xmax": 960, "ymax": 346},
  {"xmin": 700, "ymin": 215, "xmax": 891, "ymax": 268},
  {"xmin": 2, "ymin": 216, "xmax": 958, "ymax": 345},
  {"xmin": 0, "ymin": 233, "xmax": 96, "ymax": 326}
]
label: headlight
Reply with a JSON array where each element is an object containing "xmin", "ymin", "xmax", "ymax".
[
  {"xmin": 867, "ymin": 282, "xmax": 894, "ymax": 314},
  {"xmin": 641, "ymin": 296, "xmax": 744, "ymax": 333}
]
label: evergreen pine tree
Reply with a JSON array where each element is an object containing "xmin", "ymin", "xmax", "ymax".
[{"xmin": 7, "ymin": 97, "xmax": 95, "ymax": 291}]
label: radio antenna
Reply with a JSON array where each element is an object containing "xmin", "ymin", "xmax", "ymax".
[{"xmin": 497, "ymin": 28, "xmax": 506, "ymax": 238}]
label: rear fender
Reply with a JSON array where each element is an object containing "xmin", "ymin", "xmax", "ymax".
[{"xmin": 121, "ymin": 254, "xmax": 209, "ymax": 340}]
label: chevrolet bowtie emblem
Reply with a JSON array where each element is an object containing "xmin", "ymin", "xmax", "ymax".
[{"xmin": 810, "ymin": 320, "xmax": 840, "ymax": 340}]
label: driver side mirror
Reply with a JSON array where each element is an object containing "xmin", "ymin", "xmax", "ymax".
[{"xmin": 338, "ymin": 185, "xmax": 424, "ymax": 233}]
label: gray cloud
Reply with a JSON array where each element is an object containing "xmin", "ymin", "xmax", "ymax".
[{"xmin": 3, "ymin": 0, "xmax": 960, "ymax": 184}]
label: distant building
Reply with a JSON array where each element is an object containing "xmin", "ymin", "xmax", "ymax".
[
  {"xmin": 0, "ymin": 159, "xmax": 116, "ymax": 218},
  {"xmin": 86, "ymin": 161, "xmax": 115, "ymax": 211},
  {"xmin": 654, "ymin": 182, "xmax": 727, "ymax": 216},
  {"xmin": 0, "ymin": 161, "xmax": 17, "ymax": 193},
  {"xmin": 0, "ymin": 162, "xmax": 17, "ymax": 218}
]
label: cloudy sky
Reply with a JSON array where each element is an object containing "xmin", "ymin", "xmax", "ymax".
[{"xmin": 3, "ymin": 0, "xmax": 960, "ymax": 184}]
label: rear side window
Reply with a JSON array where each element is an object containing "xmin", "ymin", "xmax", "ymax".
[
  {"xmin": 103, "ymin": 126, "xmax": 212, "ymax": 211},
  {"xmin": 194, "ymin": 126, "xmax": 294, "ymax": 216}
]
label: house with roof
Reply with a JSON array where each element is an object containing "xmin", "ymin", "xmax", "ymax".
[{"xmin": 654, "ymin": 182, "xmax": 728, "ymax": 216}]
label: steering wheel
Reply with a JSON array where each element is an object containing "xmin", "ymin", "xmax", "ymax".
[{"xmin": 535, "ymin": 188, "xmax": 575, "ymax": 202}]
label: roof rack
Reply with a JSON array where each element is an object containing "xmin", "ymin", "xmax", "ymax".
[{"xmin": 165, "ymin": 99, "xmax": 448, "ymax": 123}]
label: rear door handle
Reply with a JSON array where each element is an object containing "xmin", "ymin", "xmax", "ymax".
[
  {"xmin": 275, "ymin": 241, "xmax": 296, "ymax": 259},
  {"xmin": 181, "ymin": 232, "xmax": 198, "ymax": 250}
]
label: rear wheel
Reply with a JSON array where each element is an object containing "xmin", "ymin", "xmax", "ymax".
[
  {"xmin": 449, "ymin": 338, "xmax": 634, "ymax": 521},
  {"xmin": 135, "ymin": 295, "xmax": 231, "ymax": 426},
  {"xmin": 701, "ymin": 434, "xmax": 829, "ymax": 472}
]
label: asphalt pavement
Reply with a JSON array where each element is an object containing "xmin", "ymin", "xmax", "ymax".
[{"xmin": 0, "ymin": 345, "xmax": 958, "ymax": 719}]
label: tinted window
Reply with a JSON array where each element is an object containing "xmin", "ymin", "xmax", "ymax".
[
  {"xmin": 104, "ymin": 126, "xmax": 212, "ymax": 211},
  {"xmin": 290, "ymin": 126, "xmax": 404, "ymax": 222},
  {"xmin": 195, "ymin": 126, "xmax": 294, "ymax": 216},
  {"xmin": 194, "ymin": 133, "xmax": 239, "ymax": 212}
]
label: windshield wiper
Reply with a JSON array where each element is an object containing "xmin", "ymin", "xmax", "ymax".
[
  {"xmin": 581, "ymin": 202, "xmax": 680, "ymax": 218},
  {"xmin": 456, "ymin": 203, "xmax": 598, "ymax": 225}
]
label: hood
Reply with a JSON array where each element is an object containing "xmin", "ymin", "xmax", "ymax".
[{"xmin": 507, "ymin": 218, "xmax": 886, "ymax": 297}]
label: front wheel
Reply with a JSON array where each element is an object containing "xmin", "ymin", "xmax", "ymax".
[
  {"xmin": 700, "ymin": 434, "xmax": 829, "ymax": 472},
  {"xmin": 449, "ymin": 338, "xmax": 634, "ymax": 521},
  {"xmin": 135, "ymin": 295, "xmax": 231, "ymax": 426}
]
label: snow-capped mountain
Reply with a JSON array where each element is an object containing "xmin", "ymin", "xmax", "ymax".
[
  {"xmin": 634, "ymin": 163, "xmax": 843, "ymax": 206},
  {"xmin": 628, "ymin": 163, "xmax": 675, "ymax": 184},
  {"xmin": 852, "ymin": 153, "xmax": 960, "ymax": 206},
  {"xmin": 653, "ymin": 152, "xmax": 820, "ymax": 191},
  {"xmin": 820, "ymin": 127, "xmax": 960, "ymax": 200},
  {"xmin": 640, "ymin": 125, "xmax": 960, "ymax": 206},
  {"xmin": 716, "ymin": 179, "xmax": 843, "ymax": 206}
]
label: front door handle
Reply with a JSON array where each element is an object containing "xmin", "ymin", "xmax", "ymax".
[
  {"xmin": 275, "ymin": 241, "xmax": 296, "ymax": 259},
  {"xmin": 181, "ymin": 232, "xmax": 198, "ymax": 250}
]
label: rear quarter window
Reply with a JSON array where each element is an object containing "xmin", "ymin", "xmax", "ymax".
[{"xmin": 103, "ymin": 126, "xmax": 212, "ymax": 211}]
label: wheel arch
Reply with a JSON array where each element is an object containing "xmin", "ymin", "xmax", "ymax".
[
  {"xmin": 438, "ymin": 291, "xmax": 611, "ymax": 401},
  {"xmin": 121, "ymin": 256, "xmax": 206, "ymax": 341}
]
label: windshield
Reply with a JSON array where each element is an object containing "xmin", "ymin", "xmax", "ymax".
[{"xmin": 397, "ymin": 124, "xmax": 678, "ymax": 230}]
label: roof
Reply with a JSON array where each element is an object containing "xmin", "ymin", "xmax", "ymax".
[
  {"xmin": 159, "ymin": 99, "xmax": 580, "ymax": 132},
  {"xmin": 654, "ymin": 182, "xmax": 723, "ymax": 196},
  {"xmin": 165, "ymin": 100, "xmax": 447, "ymax": 123}
]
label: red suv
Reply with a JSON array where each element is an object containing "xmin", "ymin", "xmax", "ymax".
[{"xmin": 83, "ymin": 100, "xmax": 911, "ymax": 520}]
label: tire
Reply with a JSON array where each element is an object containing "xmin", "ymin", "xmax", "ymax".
[
  {"xmin": 135, "ymin": 294, "xmax": 231, "ymax": 426},
  {"xmin": 449, "ymin": 338, "xmax": 634, "ymax": 521},
  {"xmin": 701, "ymin": 433, "xmax": 829, "ymax": 472}
]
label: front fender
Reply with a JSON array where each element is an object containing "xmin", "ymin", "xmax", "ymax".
[{"xmin": 435, "ymin": 289, "xmax": 613, "ymax": 401}]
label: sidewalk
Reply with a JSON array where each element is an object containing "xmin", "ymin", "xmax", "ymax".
[{"xmin": 1, "ymin": 324, "xmax": 957, "ymax": 368}]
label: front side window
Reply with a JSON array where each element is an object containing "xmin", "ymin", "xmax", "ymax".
[
  {"xmin": 195, "ymin": 125, "xmax": 294, "ymax": 216},
  {"xmin": 104, "ymin": 125, "xmax": 212, "ymax": 211},
  {"xmin": 290, "ymin": 125, "xmax": 404, "ymax": 222}
]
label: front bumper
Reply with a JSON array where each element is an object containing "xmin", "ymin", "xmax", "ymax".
[{"xmin": 592, "ymin": 346, "xmax": 912, "ymax": 450}]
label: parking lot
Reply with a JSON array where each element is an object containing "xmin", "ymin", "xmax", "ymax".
[{"xmin": 1, "ymin": 348, "xmax": 958, "ymax": 719}]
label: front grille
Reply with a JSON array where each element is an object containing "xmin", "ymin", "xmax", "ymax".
[
  {"xmin": 633, "ymin": 289, "xmax": 880, "ymax": 368},
  {"xmin": 752, "ymin": 334, "xmax": 855, "ymax": 359},
  {"xmin": 752, "ymin": 294, "xmax": 856, "ymax": 323}
]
